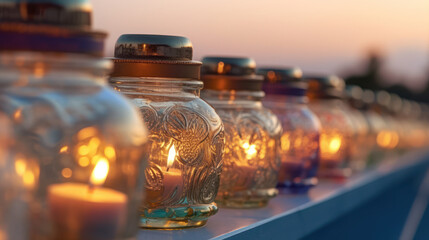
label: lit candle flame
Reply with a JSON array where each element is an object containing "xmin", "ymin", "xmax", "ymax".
[
  {"xmin": 90, "ymin": 158, "xmax": 109, "ymax": 187},
  {"xmin": 167, "ymin": 144, "xmax": 176, "ymax": 171},
  {"xmin": 328, "ymin": 137, "xmax": 341, "ymax": 153},
  {"xmin": 242, "ymin": 142, "xmax": 257, "ymax": 159}
]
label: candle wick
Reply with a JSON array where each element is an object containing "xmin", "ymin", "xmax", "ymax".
[{"xmin": 166, "ymin": 167, "xmax": 170, "ymax": 172}]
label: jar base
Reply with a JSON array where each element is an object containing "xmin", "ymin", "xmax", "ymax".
[
  {"xmin": 216, "ymin": 188, "xmax": 278, "ymax": 208},
  {"xmin": 277, "ymin": 177, "xmax": 318, "ymax": 194},
  {"xmin": 140, "ymin": 218, "xmax": 208, "ymax": 230},
  {"xmin": 139, "ymin": 204, "xmax": 218, "ymax": 229}
]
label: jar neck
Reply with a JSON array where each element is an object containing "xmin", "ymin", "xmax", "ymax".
[
  {"xmin": 109, "ymin": 77, "xmax": 203, "ymax": 99},
  {"xmin": 201, "ymin": 89, "xmax": 264, "ymax": 108},
  {"xmin": 0, "ymin": 51, "xmax": 111, "ymax": 87}
]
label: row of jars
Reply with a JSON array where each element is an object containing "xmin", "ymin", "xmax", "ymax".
[{"xmin": 1, "ymin": 1, "xmax": 429, "ymax": 239}]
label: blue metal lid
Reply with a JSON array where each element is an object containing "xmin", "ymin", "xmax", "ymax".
[
  {"xmin": 0, "ymin": 0, "xmax": 106, "ymax": 56},
  {"xmin": 258, "ymin": 67, "xmax": 307, "ymax": 96}
]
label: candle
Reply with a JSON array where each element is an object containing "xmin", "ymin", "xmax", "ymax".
[
  {"xmin": 145, "ymin": 144, "xmax": 183, "ymax": 206},
  {"xmin": 162, "ymin": 145, "xmax": 183, "ymax": 199},
  {"xmin": 48, "ymin": 159, "xmax": 127, "ymax": 240}
]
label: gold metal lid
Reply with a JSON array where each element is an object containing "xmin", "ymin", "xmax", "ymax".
[
  {"xmin": 200, "ymin": 56, "xmax": 263, "ymax": 91},
  {"xmin": 110, "ymin": 34, "xmax": 201, "ymax": 79}
]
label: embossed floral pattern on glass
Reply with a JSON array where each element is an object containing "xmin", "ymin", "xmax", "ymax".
[
  {"xmin": 309, "ymin": 100, "xmax": 354, "ymax": 179},
  {"xmin": 203, "ymin": 90, "xmax": 282, "ymax": 208},
  {"xmin": 264, "ymin": 96, "xmax": 320, "ymax": 193},
  {"xmin": 110, "ymin": 77, "xmax": 224, "ymax": 229}
]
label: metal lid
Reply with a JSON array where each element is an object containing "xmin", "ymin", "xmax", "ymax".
[
  {"xmin": 257, "ymin": 67, "xmax": 307, "ymax": 96},
  {"xmin": 111, "ymin": 34, "xmax": 201, "ymax": 79},
  {"xmin": 200, "ymin": 56, "xmax": 263, "ymax": 91},
  {"xmin": 389, "ymin": 94, "xmax": 402, "ymax": 114},
  {"xmin": 362, "ymin": 89, "xmax": 375, "ymax": 105},
  {"xmin": 0, "ymin": 0, "xmax": 106, "ymax": 56},
  {"xmin": 0, "ymin": 0, "xmax": 92, "ymax": 27},
  {"xmin": 305, "ymin": 75, "xmax": 346, "ymax": 99},
  {"xmin": 346, "ymin": 85, "xmax": 367, "ymax": 109}
]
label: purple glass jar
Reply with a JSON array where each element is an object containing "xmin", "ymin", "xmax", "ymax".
[{"xmin": 258, "ymin": 67, "xmax": 320, "ymax": 193}]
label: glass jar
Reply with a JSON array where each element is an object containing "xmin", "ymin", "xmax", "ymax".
[
  {"xmin": 306, "ymin": 76, "xmax": 355, "ymax": 179},
  {"xmin": 257, "ymin": 67, "xmax": 320, "ymax": 193},
  {"xmin": 201, "ymin": 57, "xmax": 282, "ymax": 208},
  {"xmin": 0, "ymin": 114, "xmax": 34, "ymax": 240},
  {"xmin": 0, "ymin": 1, "xmax": 149, "ymax": 239},
  {"xmin": 109, "ymin": 35, "xmax": 225, "ymax": 229},
  {"xmin": 345, "ymin": 86, "xmax": 371, "ymax": 171},
  {"xmin": 359, "ymin": 90, "xmax": 393, "ymax": 165}
]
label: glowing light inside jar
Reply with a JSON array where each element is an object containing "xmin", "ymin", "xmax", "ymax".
[
  {"xmin": 328, "ymin": 137, "xmax": 342, "ymax": 153},
  {"xmin": 377, "ymin": 131, "xmax": 399, "ymax": 149},
  {"xmin": 167, "ymin": 144, "xmax": 176, "ymax": 170},
  {"xmin": 217, "ymin": 62, "xmax": 225, "ymax": 74},
  {"xmin": 242, "ymin": 142, "xmax": 257, "ymax": 159},
  {"xmin": 320, "ymin": 133, "xmax": 342, "ymax": 155},
  {"xmin": 90, "ymin": 159, "xmax": 109, "ymax": 187}
]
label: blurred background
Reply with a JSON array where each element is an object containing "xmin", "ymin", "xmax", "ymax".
[{"xmin": 92, "ymin": 0, "xmax": 429, "ymax": 102}]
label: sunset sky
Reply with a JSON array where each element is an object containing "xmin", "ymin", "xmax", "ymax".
[{"xmin": 92, "ymin": 0, "xmax": 429, "ymax": 90}]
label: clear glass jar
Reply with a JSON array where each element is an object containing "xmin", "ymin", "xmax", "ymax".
[
  {"xmin": 201, "ymin": 57, "xmax": 282, "ymax": 208},
  {"xmin": 109, "ymin": 35, "xmax": 225, "ymax": 229},
  {"xmin": 258, "ymin": 67, "xmax": 320, "ymax": 193},
  {"xmin": 306, "ymin": 76, "xmax": 355, "ymax": 179},
  {"xmin": 0, "ymin": 114, "xmax": 34, "ymax": 240},
  {"xmin": 0, "ymin": 51, "xmax": 148, "ymax": 240},
  {"xmin": 0, "ymin": 1, "xmax": 150, "ymax": 237}
]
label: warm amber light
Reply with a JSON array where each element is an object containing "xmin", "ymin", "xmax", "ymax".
[
  {"xmin": 104, "ymin": 146, "xmax": 116, "ymax": 161},
  {"xmin": 377, "ymin": 131, "xmax": 399, "ymax": 149},
  {"xmin": 328, "ymin": 137, "xmax": 342, "ymax": 153},
  {"xmin": 15, "ymin": 158, "xmax": 26, "ymax": 176},
  {"xmin": 59, "ymin": 145, "xmax": 68, "ymax": 153},
  {"xmin": 13, "ymin": 108, "xmax": 22, "ymax": 122},
  {"xmin": 34, "ymin": 62, "xmax": 45, "ymax": 78},
  {"xmin": 90, "ymin": 158, "xmax": 109, "ymax": 186},
  {"xmin": 23, "ymin": 171, "xmax": 35, "ymax": 188},
  {"xmin": 77, "ymin": 127, "xmax": 98, "ymax": 140},
  {"xmin": 217, "ymin": 61, "xmax": 225, "ymax": 74},
  {"xmin": 167, "ymin": 144, "xmax": 176, "ymax": 169},
  {"xmin": 78, "ymin": 157, "xmax": 90, "ymax": 167},
  {"xmin": 61, "ymin": 168, "xmax": 73, "ymax": 178},
  {"xmin": 281, "ymin": 134, "xmax": 291, "ymax": 152},
  {"xmin": 242, "ymin": 142, "xmax": 257, "ymax": 159},
  {"xmin": 320, "ymin": 133, "xmax": 343, "ymax": 156}
]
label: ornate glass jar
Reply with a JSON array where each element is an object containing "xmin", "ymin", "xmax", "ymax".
[
  {"xmin": 201, "ymin": 57, "xmax": 282, "ymax": 208},
  {"xmin": 306, "ymin": 76, "xmax": 355, "ymax": 179},
  {"xmin": 0, "ymin": 1, "xmax": 149, "ymax": 239},
  {"xmin": 344, "ymin": 85, "xmax": 371, "ymax": 171},
  {"xmin": 257, "ymin": 67, "xmax": 320, "ymax": 193},
  {"xmin": 360, "ymin": 90, "xmax": 394, "ymax": 165},
  {"xmin": 109, "ymin": 35, "xmax": 225, "ymax": 229}
]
